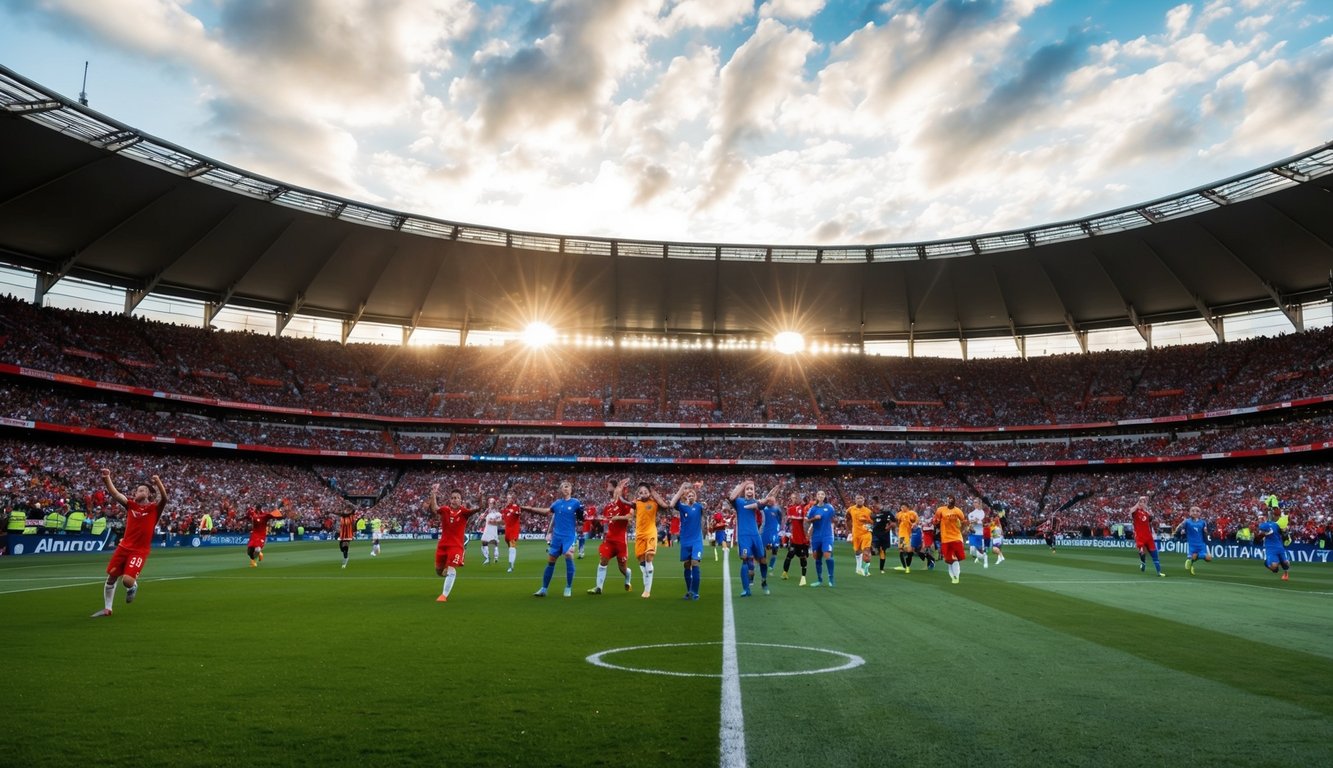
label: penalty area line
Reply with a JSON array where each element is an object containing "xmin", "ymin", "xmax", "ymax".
[{"xmin": 719, "ymin": 554, "xmax": 746, "ymax": 768}]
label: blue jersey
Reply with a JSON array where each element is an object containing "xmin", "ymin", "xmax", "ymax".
[
  {"xmin": 1182, "ymin": 519, "xmax": 1208, "ymax": 546},
  {"xmin": 761, "ymin": 504, "xmax": 782, "ymax": 538},
  {"xmin": 675, "ymin": 501, "xmax": 705, "ymax": 545},
  {"xmin": 808, "ymin": 503, "xmax": 836, "ymax": 541},
  {"xmin": 550, "ymin": 497, "xmax": 584, "ymax": 539},
  {"xmin": 733, "ymin": 497, "xmax": 761, "ymax": 538},
  {"xmin": 1258, "ymin": 521, "xmax": 1284, "ymax": 550}
]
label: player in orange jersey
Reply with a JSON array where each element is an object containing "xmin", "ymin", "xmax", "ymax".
[{"xmin": 935, "ymin": 495, "xmax": 967, "ymax": 584}]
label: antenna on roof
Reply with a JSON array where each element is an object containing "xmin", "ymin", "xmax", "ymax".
[{"xmin": 78, "ymin": 61, "xmax": 89, "ymax": 106}]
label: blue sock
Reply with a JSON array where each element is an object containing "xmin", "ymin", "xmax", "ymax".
[
  {"xmin": 541, "ymin": 563, "xmax": 555, "ymax": 589},
  {"xmin": 565, "ymin": 558, "xmax": 575, "ymax": 587},
  {"xmin": 692, "ymin": 565, "xmax": 701, "ymax": 595},
  {"xmin": 815, "ymin": 559, "xmax": 824, "ymax": 580},
  {"xmin": 768, "ymin": 554, "xmax": 776, "ymax": 570},
  {"xmin": 758, "ymin": 561, "xmax": 769, "ymax": 583},
  {"xmin": 1150, "ymin": 551, "xmax": 1161, "ymax": 573},
  {"xmin": 684, "ymin": 565, "xmax": 692, "ymax": 591},
  {"xmin": 741, "ymin": 560, "xmax": 752, "ymax": 591},
  {"xmin": 826, "ymin": 558, "xmax": 835, "ymax": 580}
]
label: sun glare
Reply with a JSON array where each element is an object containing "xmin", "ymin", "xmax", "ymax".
[
  {"xmin": 522, "ymin": 321, "xmax": 557, "ymax": 348},
  {"xmin": 773, "ymin": 331, "xmax": 804, "ymax": 355}
]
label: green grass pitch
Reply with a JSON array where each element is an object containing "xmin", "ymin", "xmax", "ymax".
[{"xmin": 3, "ymin": 540, "xmax": 1330, "ymax": 768}]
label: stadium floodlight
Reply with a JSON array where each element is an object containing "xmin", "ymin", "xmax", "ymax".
[
  {"xmin": 522, "ymin": 321, "xmax": 557, "ymax": 348},
  {"xmin": 774, "ymin": 331, "xmax": 805, "ymax": 354}
]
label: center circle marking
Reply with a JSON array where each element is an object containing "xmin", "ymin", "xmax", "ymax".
[{"xmin": 586, "ymin": 642, "xmax": 865, "ymax": 678}]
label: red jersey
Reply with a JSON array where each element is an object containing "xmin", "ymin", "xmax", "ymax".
[
  {"xmin": 248, "ymin": 509, "xmax": 274, "ymax": 535},
  {"xmin": 602, "ymin": 499, "xmax": 632, "ymax": 543},
  {"xmin": 437, "ymin": 505, "xmax": 478, "ymax": 548},
  {"xmin": 711, "ymin": 512, "xmax": 726, "ymax": 532},
  {"xmin": 787, "ymin": 505, "xmax": 809, "ymax": 546},
  {"xmin": 501, "ymin": 503, "xmax": 523, "ymax": 538},
  {"xmin": 120, "ymin": 500, "xmax": 163, "ymax": 551},
  {"xmin": 669, "ymin": 516, "xmax": 681, "ymax": 534},
  {"xmin": 337, "ymin": 513, "xmax": 357, "ymax": 540},
  {"xmin": 583, "ymin": 505, "xmax": 599, "ymax": 533},
  {"xmin": 1131, "ymin": 509, "xmax": 1153, "ymax": 538}
]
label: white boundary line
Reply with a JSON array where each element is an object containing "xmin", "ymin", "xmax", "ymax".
[
  {"xmin": 0, "ymin": 575, "xmax": 193, "ymax": 595},
  {"xmin": 585, "ymin": 641, "xmax": 865, "ymax": 679},
  {"xmin": 719, "ymin": 554, "xmax": 746, "ymax": 768}
]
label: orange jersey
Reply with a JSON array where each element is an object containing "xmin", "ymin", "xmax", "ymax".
[
  {"xmin": 634, "ymin": 499, "xmax": 659, "ymax": 537},
  {"xmin": 936, "ymin": 506, "xmax": 965, "ymax": 543},
  {"xmin": 846, "ymin": 505, "xmax": 873, "ymax": 535},
  {"xmin": 337, "ymin": 513, "xmax": 357, "ymax": 540},
  {"xmin": 897, "ymin": 509, "xmax": 919, "ymax": 539}
]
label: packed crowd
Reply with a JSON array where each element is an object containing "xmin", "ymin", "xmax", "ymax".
[
  {"xmin": 4, "ymin": 438, "xmax": 1329, "ymax": 545},
  {"xmin": 3, "ymin": 295, "xmax": 1331, "ymax": 429}
]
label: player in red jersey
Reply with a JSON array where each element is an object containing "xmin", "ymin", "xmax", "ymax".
[
  {"xmin": 91, "ymin": 469, "xmax": 167, "ymax": 618},
  {"xmin": 246, "ymin": 500, "xmax": 287, "ymax": 567},
  {"xmin": 589, "ymin": 478, "xmax": 634, "ymax": 594},
  {"xmin": 335, "ymin": 505, "xmax": 358, "ymax": 569},
  {"xmin": 781, "ymin": 492, "xmax": 811, "ymax": 585},
  {"xmin": 709, "ymin": 508, "xmax": 728, "ymax": 561},
  {"xmin": 431, "ymin": 484, "xmax": 483, "ymax": 602},
  {"xmin": 500, "ymin": 492, "xmax": 523, "ymax": 572},
  {"xmin": 667, "ymin": 513, "xmax": 680, "ymax": 547},
  {"xmin": 1129, "ymin": 496, "xmax": 1166, "ymax": 577}
]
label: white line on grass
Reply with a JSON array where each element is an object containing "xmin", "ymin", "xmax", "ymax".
[
  {"xmin": 719, "ymin": 555, "xmax": 746, "ymax": 768},
  {"xmin": 0, "ymin": 575, "xmax": 192, "ymax": 595}
]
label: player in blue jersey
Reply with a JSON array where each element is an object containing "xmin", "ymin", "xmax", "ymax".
[
  {"xmin": 761, "ymin": 496, "xmax": 784, "ymax": 573},
  {"xmin": 806, "ymin": 490, "xmax": 838, "ymax": 588},
  {"xmin": 1257, "ymin": 508, "xmax": 1291, "ymax": 581},
  {"xmin": 669, "ymin": 482, "xmax": 707, "ymax": 600},
  {"xmin": 730, "ymin": 479, "xmax": 781, "ymax": 596},
  {"xmin": 1174, "ymin": 506, "xmax": 1212, "ymax": 575},
  {"xmin": 522, "ymin": 481, "xmax": 585, "ymax": 597}
]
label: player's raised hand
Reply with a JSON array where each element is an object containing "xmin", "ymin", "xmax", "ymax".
[
  {"xmin": 100, "ymin": 468, "xmax": 111, "ymax": 479},
  {"xmin": 431, "ymin": 483, "xmax": 440, "ymax": 492}
]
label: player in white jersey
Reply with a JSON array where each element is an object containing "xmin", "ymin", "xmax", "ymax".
[
  {"xmin": 967, "ymin": 500, "xmax": 989, "ymax": 568},
  {"xmin": 480, "ymin": 498, "xmax": 503, "ymax": 565}
]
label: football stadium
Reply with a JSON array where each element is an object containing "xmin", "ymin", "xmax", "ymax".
[{"xmin": 2, "ymin": 4, "xmax": 1333, "ymax": 767}]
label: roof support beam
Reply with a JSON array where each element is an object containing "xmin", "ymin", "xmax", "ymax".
[
  {"xmin": 1200, "ymin": 189, "xmax": 1228, "ymax": 206},
  {"xmin": 340, "ymin": 246, "xmax": 399, "ymax": 343},
  {"xmin": 1192, "ymin": 221, "xmax": 1304, "ymax": 331},
  {"xmin": 275, "ymin": 293, "xmax": 304, "ymax": 335},
  {"xmin": 0, "ymin": 155, "xmax": 112, "ymax": 211},
  {"xmin": 342, "ymin": 302, "xmax": 367, "ymax": 345},
  {"xmin": 1270, "ymin": 166, "xmax": 1310, "ymax": 183},
  {"xmin": 4, "ymin": 99, "xmax": 62, "ymax": 114},
  {"xmin": 127, "ymin": 204, "xmax": 239, "ymax": 315},
  {"xmin": 34, "ymin": 253, "xmax": 81, "ymax": 306},
  {"xmin": 1127, "ymin": 304, "xmax": 1152, "ymax": 348},
  {"xmin": 1034, "ymin": 261, "xmax": 1085, "ymax": 352},
  {"xmin": 1138, "ymin": 239, "xmax": 1223, "ymax": 343},
  {"xmin": 1085, "ymin": 248, "xmax": 1148, "ymax": 346},
  {"xmin": 205, "ymin": 219, "xmax": 296, "ymax": 326}
]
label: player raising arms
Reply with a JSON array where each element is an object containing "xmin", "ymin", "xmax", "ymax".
[
  {"xmin": 588, "ymin": 479, "xmax": 634, "ymax": 595},
  {"xmin": 430, "ymin": 484, "xmax": 483, "ymax": 602},
  {"xmin": 846, "ymin": 494, "xmax": 874, "ymax": 577},
  {"xmin": 1174, "ymin": 506, "xmax": 1211, "ymax": 575},
  {"xmin": 523, "ymin": 481, "xmax": 586, "ymax": 598},
  {"xmin": 632, "ymin": 482, "xmax": 672, "ymax": 598},
  {"xmin": 479, "ymin": 498, "xmax": 503, "ymax": 565},
  {"xmin": 936, "ymin": 495, "xmax": 967, "ymax": 584},
  {"xmin": 500, "ymin": 492, "xmax": 523, "ymax": 572},
  {"xmin": 782, "ymin": 492, "xmax": 811, "ymax": 585},
  {"xmin": 730, "ymin": 479, "xmax": 781, "ymax": 596},
  {"xmin": 91, "ymin": 469, "xmax": 167, "ymax": 618},
  {"xmin": 669, "ymin": 481, "xmax": 707, "ymax": 600},
  {"xmin": 246, "ymin": 498, "xmax": 287, "ymax": 567},
  {"xmin": 1129, "ymin": 496, "xmax": 1166, "ymax": 577},
  {"xmin": 807, "ymin": 490, "xmax": 838, "ymax": 588},
  {"xmin": 1257, "ymin": 505, "xmax": 1291, "ymax": 581}
]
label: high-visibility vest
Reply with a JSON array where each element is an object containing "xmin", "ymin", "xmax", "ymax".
[
  {"xmin": 7, "ymin": 510, "xmax": 27, "ymax": 532},
  {"xmin": 356, "ymin": 518, "xmax": 367, "ymax": 533},
  {"xmin": 65, "ymin": 511, "xmax": 86, "ymax": 533},
  {"xmin": 199, "ymin": 514, "xmax": 214, "ymax": 532},
  {"xmin": 44, "ymin": 511, "xmax": 62, "ymax": 532},
  {"xmin": 90, "ymin": 516, "xmax": 107, "ymax": 535}
]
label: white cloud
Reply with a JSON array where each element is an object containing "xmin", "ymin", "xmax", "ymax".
[
  {"xmin": 759, "ymin": 0, "xmax": 826, "ymax": 22},
  {"xmin": 1166, "ymin": 4, "xmax": 1192, "ymax": 39},
  {"xmin": 664, "ymin": 0, "xmax": 751, "ymax": 31}
]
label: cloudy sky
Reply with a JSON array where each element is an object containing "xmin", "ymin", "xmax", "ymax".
[{"xmin": 2, "ymin": 0, "xmax": 1330, "ymax": 246}]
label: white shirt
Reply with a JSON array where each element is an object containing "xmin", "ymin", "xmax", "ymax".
[{"xmin": 968, "ymin": 509, "xmax": 986, "ymax": 535}]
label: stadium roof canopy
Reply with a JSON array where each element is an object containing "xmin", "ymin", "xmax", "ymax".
[{"xmin": 2, "ymin": 64, "xmax": 1331, "ymax": 348}]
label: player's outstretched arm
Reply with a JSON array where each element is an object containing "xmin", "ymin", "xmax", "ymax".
[
  {"xmin": 101, "ymin": 469, "xmax": 129, "ymax": 507},
  {"xmin": 429, "ymin": 483, "xmax": 440, "ymax": 511},
  {"xmin": 728, "ymin": 480, "xmax": 748, "ymax": 501},
  {"xmin": 521, "ymin": 504, "xmax": 553, "ymax": 515},
  {"xmin": 668, "ymin": 481, "xmax": 690, "ymax": 508}
]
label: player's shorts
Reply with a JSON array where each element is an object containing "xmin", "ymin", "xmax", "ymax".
[
  {"xmin": 983, "ymin": 537, "xmax": 993, "ymax": 550},
  {"xmin": 991, "ymin": 535, "xmax": 1004, "ymax": 548},
  {"xmin": 910, "ymin": 530, "xmax": 923, "ymax": 550},
  {"xmin": 1044, "ymin": 534, "xmax": 1055, "ymax": 547},
  {"xmin": 481, "ymin": 525, "xmax": 499, "ymax": 543},
  {"xmin": 851, "ymin": 531, "xmax": 871, "ymax": 551},
  {"xmin": 1187, "ymin": 542, "xmax": 1207, "ymax": 559},
  {"xmin": 968, "ymin": 534, "xmax": 985, "ymax": 552},
  {"xmin": 106, "ymin": 546, "xmax": 149, "ymax": 579},
  {"xmin": 635, "ymin": 534, "xmax": 658, "ymax": 560},
  {"xmin": 1134, "ymin": 534, "xmax": 1157, "ymax": 552},
  {"xmin": 504, "ymin": 527, "xmax": 520, "ymax": 545},
  {"xmin": 764, "ymin": 532, "xmax": 781, "ymax": 550},
  {"xmin": 713, "ymin": 530, "xmax": 727, "ymax": 545},
  {"xmin": 787, "ymin": 542, "xmax": 810, "ymax": 558},
  {"xmin": 941, "ymin": 540, "xmax": 965, "ymax": 563},
  {"xmin": 873, "ymin": 534, "xmax": 894, "ymax": 552},
  {"xmin": 810, "ymin": 538, "xmax": 834, "ymax": 555},
  {"xmin": 599, "ymin": 538, "xmax": 629, "ymax": 562},
  {"xmin": 735, "ymin": 533, "xmax": 764, "ymax": 560},
  {"xmin": 435, "ymin": 543, "xmax": 465, "ymax": 570},
  {"xmin": 1264, "ymin": 548, "xmax": 1288, "ymax": 568},
  {"xmin": 680, "ymin": 541, "xmax": 704, "ymax": 562},
  {"xmin": 897, "ymin": 532, "xmax": 915, "ymax": 550},
  {"xmin": 922, "ymin": 530, "xmax": 936, "ymax": 548},
  {"xmin": 247, "ymin": 533, "xmax": 267, "ymax": 548},
  {"xmin": 547, "ymin": 533, "xmax": 577, "ymax": 558}
]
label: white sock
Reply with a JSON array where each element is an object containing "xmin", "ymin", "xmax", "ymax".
[
  {"xmin": 596, "ymin": 564, "xmax": 608, "ymax": 589},
  {"xmin": 103, "ymin": 581, "xmax": 116, "ymax": 611},
  {"xmin": 372, "ymin": 543, "xmax": 380, "ymax": 555},
  {"xmin": 983, "ymin": 553, "xmax": 989, "ymax": 567},
  {"xmin": 508, "ymin": 546, "xmax": 517, "ymax": 566},
  {"xmin": 444, "ymin": 567, "xmax": 457, "ymax": 597},
  {"xmin": 643, "ymin": 564, "xmax": 654, "ymax": 593},
  {"xmin": 623, "ymin": 567, "xmax": 632, "ymax": 586}
]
